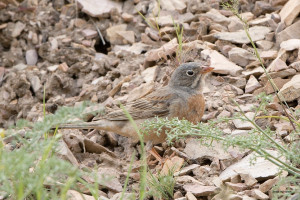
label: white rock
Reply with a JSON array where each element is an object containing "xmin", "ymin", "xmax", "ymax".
[
  {"xmin": 160, "ymin": 0, "xmax": 186, "ymax": 13},
  {"xmin": 219, "ymin": 150, "xmax": 285, "ymax": 181},
  {"xmin": 233, "ymin": 112, "xmax": 255, "ymax": 130},
  {"xmin": 25, "ymin": 49, "xmax": 38, "ymax": 65},
  {"xmin": 279, "ymin": 0, "xmax": 300, "ymax": 26},
  {"xmin": 12, "ymin": 21, "xmax": 26, "ymax": 37},
  {"xmin": 228, "ymin": 47, "xmax": 256, "ymax": 67},
  {"xmin": 214, "ymin": 26, "xmax": 272, "ymax": 44},
  {"xmin": 77, "ymin": 0, "xmax": 122, "ymax": 17},
  {"xmin": 256, "ymin": 40, "xmax": 274, "ymax": 50},
  {"xmin": 278, "ymin": 74, "xmax": 300, "ymax": 102},
  {"xmin": 202, "ymin": 9, "xmax": 230, "ymax": 26},
  {"xmin": 201, "ymin": 49, "xmax": 243, "ymax": 76},
  {"xmin": 251, "ymin": 189, "xmax": 269, "ymax": 200},
  {"xmin": 141, "ymin": 66, "xmax": 157, "ymax": 84},
  {"xmin": 280, "ymin": 39, "xmax": 300, "ymax": 51},
  {"xmin": 245, "ymin": 75, "xmax": 261, "ymax": 93}
]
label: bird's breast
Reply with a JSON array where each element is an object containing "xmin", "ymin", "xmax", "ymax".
[{"xmin": 169, "ymin": 93, "xmax": 205, "ymax": 124}]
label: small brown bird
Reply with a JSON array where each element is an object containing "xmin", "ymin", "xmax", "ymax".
[{"xmin": 60, "ymin": 62, "xmax": 213, "ymax": 145}]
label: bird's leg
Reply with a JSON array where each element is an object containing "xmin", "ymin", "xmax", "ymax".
[{"xmin": 145, "ymin": 141, "xmax": 163, "ymax": 163}]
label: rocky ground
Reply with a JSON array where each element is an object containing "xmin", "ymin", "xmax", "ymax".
[{"xmin": 1, "ymin": 0, "xmax": 300, "ymax": 199}]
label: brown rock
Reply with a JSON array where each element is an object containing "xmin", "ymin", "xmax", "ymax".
[
  {"xmin": 186, "ymin": 192, "xmax": 197, "ymax": 200},
  {"xmin": 268, "ymin": 58, "xmax": 288, "ymax": 72},
  {"xmin": 259, "ymin": 177, "xmax": 279, "ymax": 193},
  {"xmin": 256, "ymin": 40, "xmax": 274, "ymax": 50},
  {"xmin": 161, "ymin": 156, "xmax": 184, "ymax": 175},
  {"xmin": 183, "ymin": 184, "xmax": 217, "ymax": 197},
  {"xmin": 121, "ymin": 13, "xmax": 133, "ymax": 22},
  {"xmin": 106, "ymin": 24, "xmax": 127, "ymax": 45},
  {"xmin": 145, "ymin": 38, "xmax": 178, "ymax": 62},
  {"xmin": 263, "ymin": 77, "xmax": 290, "ymax": 94},
  {"xmin": 276, "ymin": 20, "xmax": 300, "ymax": 46},
  {"xmin": 239, "ymin": 173, "xmax": 257, "ymax": 187},
  {"xmin": 228, "ymin": 47, "xmax": 256, "ymax": 67},
  {"xmin": 279, "ymin": 0, "xmax": 300, "ymax": 26},
  {"xmin": 225, "ymin": 182, "xmax": 248, "ymax": 192},
  {"xmin": 251, "ymin": 189, "xmax": 269, "ymax": 200},
  {"xmin": 245, "ymin": 75, "xmax": 261, "ymax": 93},
  {"xmin": 278, "ymin": 74, "xmax": 300, "ymax": 101}
]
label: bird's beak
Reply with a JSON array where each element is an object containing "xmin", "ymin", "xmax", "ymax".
[{"xmin": 201, "ymin": 66, "xmax": 214, "ymax": 74}]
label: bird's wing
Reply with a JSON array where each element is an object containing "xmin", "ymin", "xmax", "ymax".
[{"xmin": 104, "ymin": 87, "xmax": 175, "ymax": 121}]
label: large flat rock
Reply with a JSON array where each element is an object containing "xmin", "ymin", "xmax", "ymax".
[
  {"xmin": 214, "ymin": 26, "xmax": 271, "ymax": 44},
  {"xmin": 219, "ymin": 150, "xmax": 285, "ymax": 181}
]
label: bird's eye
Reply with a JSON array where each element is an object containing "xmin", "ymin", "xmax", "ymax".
[{"xmin": 186, "ymin": 70, "xmax": 194, "ymax": 76}]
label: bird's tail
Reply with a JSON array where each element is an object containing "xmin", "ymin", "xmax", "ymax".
[{"xmin": 56, "ymin": 121, "xmax": 104, "ymax": 130}]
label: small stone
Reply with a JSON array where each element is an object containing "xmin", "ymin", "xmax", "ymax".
[
  {"xmin": 279, "ymin": 0, "xmax": 300, "ymax": 26},
  {"xmin": 161, "ymin": 156, "xmax": 184, "ymax": 175},
  {"xmin": 233, "ymin": 112, "xmax": 255, "ymax": 130},
  {"xmin": 231, "ymin": 130, "xmax": 249, "ymax": 136},
  {"xmin": 185, "ymin": 192, "xmax": 197, "ymax": 200},
  {"xmin": 25, "ymin": 49, "xmax": 38, "ymax": 65},
  {"xmin": 174, "ymin": 164, "xmax": 200, "ymax": 176},
  {"xmin": 239, "ymin": 173, "xmax": 257, "ymax": 187},
  {"xmin": 66, "ymin": 190, "xmax": 95, "ymax": 200},
  {"xmin": 81, "ymin": 29, "xmax": 97, "ymax": 39},
  {"xmin": 12, "ymin": 21, "xmax": 26, "ymax": 37},
  {"xmin": 242, "ymin": 67, "xmax": 264, "ymax": 78},
  {"xmin": 251, "ymin": 189, "xmax": 269, "ymax": 200},
  {"xmin": 291, "ymin": 61, "xmax": 300, "ymax": 71},
  {"xmin": 201, "ymin": 49, "xmax": 243, "ymax": 76},
  {"xmin": 268, "ymin": 58, "xmax": 288, "ymax": 72},
  {"xmin": 260, "ymin": 50, "xmax": 278, "ymax": 59},
  {"xmin": 117, "ymin": 31, "xmax": 135, "ymax": 44},
  {"xmin": 259, "ymin": 177, "xmax": 279, "ymax": 193},
  {"xmin": 121, "ymin": 13, "xmax": 133, "ymax": 22},
  {"xmin": 106, "ymin": 24, "xmax": 127, "ymax": 45},
  {"xmin": 245, "ymin": 75, "xmax": 261, "ymax": 93},
  {"xmin": 228, "ymin": 18, "xmax": 244, "ymax": 32},
  {"xmin": 217, "ymin": 110, "xmax": 231, "ymax": 118},
  {"xmin": 256, "ymin": 40, "xmax": 274, "ymax": 50},
  {"xmin": 263, "ymin": 77, "xmax": 290, "ymax": 94},
  {"xmin": 145, "ymin": 38, "xmax": 178, "ymax": 62},
  {"xmin": 228, "ymin": 47, "xmax": 256, "ymax": 67},
  {"xmin": 160, "ymin": 0, "xmax": 186, "ymax": 13},
  {"xmin": 225, "ymin": 182, "xmax": 248, "ymax": 192},
  {"xmin": 278, "ymin": 74, "xmax": 300, "ymax": 102},
  {"xmin": 183, "ymin": 184, "xmax": 217, "ymax": 197}
]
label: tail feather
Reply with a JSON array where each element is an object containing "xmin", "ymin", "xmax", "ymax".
[{"xmin": 57, "ymin": 121, "xmax": 104, "ymax": 130}]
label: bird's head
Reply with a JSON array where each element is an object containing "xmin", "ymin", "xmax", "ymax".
[{"xmin": 168, "ymin": 62, "xmax": 214, "ymax": 92}]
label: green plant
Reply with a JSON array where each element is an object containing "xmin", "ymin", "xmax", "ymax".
[
  {"xmin": 0, "ymin": 102, "xmax": 100, "ymax": 200},
  {"xmin": 147, "ymin": 168, "xmax": 176, "ymax": 199}
]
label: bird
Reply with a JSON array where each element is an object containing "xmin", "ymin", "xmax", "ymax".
[{"xmin": 59, "ymin": 62, "xmax": 213, "ymax": 151}]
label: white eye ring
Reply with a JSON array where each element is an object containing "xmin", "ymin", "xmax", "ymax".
[{"xmin": 186, "ymin": 70, "xmax": 194, "ymax": 76}]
